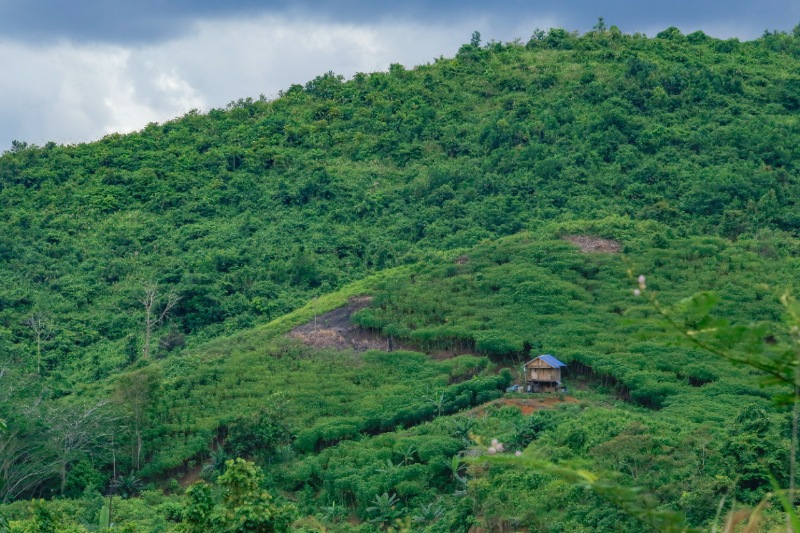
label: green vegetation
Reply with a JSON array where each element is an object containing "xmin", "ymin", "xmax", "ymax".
[{"xmin": 2, "ymin": 23, "xmax": 800, "ymax": 531}]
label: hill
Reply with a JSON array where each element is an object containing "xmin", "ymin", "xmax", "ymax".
[{"xmin": 1, "ymin": 25, "xmax": 800, "ymax": 531}]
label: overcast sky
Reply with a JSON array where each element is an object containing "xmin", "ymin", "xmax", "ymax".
[{"xmin": 1, "ymin": 1, "xmax": 797, "ymax": 150}]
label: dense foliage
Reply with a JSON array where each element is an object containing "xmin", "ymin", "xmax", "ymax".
[
  {"xmin": 2, "ymin": 23, "xmax": 800, "ymax": 531},
  {"xmin": 4, "ymin": 24, "xmax": 800, "ymax": 382}
]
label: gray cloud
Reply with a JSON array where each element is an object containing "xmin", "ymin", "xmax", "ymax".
[{"xmin": 3, "ymin": 1, "xmax": 798, "ymax": 45}]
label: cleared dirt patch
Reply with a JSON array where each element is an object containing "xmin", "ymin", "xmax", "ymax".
[
  {"xmin": 178, "ymin": 463, "xmax": 203, "ymax": 489},
  {"xmin": 563, "ymin": 235, "xmax": 621, "ymax": 253},
  {"xmin": 289, "ymin": 296, "xmax": 414, "ymax": 352},
  {"xmin": 288, "ymin": 296, "xmax": 477, "ymax": 359},
  {"xmin": 467, "ymin": 395, "xmax": 578, "ymax": 416}
]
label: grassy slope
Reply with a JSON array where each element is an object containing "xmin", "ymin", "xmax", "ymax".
[
  {"xmin": 99, "ymin": 222, "xmax": 792, "ymax": 527},
  {"xmin": 355, "ymin": 226, "xmax": 795, "ymax": 415}
]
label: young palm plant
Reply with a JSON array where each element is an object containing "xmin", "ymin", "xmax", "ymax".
[
  {"xmin": 413, "ymin": 500, "xmax": 444, "ymax": 525},
  {"xmin": 366, "ymin": 492, "xmax": 401, "ymax": 530},
  {"xmin": 112, "ymin": 471, "xmax": 142, "ymax": 499}
]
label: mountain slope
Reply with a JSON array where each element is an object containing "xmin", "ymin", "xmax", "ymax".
[
  {"xmin": 2, "ymin": 27, "xmax": 800, "ymax": 382},
  {"xmin": 1, "ymin": 25, "xmax": 800, "ymax": 531}
]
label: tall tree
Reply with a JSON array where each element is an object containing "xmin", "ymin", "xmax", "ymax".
[
  {"xmin": 0, "ymin": 359, "xmax": 51, "ymax": 502},
  {"xmin": 43, "ymin": 400, "xmax": 112, "ymax": 496},
  {"xmin": 23, "ymin": 313, "xmax": 53, "ymax": 375},
  {"xmin": 113, "ymin": 367, "xmax": 161, "ymax": 472},
  {"xmin": 139, "ymin": 284, "xmax": 179, "ymax": 360},
  {"xmin": 0, "ymin": 401, "xmax": 54, "ymax": 503}
]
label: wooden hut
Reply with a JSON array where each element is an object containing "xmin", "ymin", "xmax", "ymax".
[{"xmin": 523, "ymin": 355, "xmax": 567, "ymax": 393}]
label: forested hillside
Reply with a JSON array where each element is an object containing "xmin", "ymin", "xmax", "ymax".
[{"xmin": 2, "ymin": 25, "xmax": 800, "ymax": 531}]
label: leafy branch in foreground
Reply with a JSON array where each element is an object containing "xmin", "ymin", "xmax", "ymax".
[
  {"xmin": 628, "ymin": 268, "xmax": 800, "ymax": 531},
  {"xmin": 629, "ymin": 272, "xmax": 798, "ymax": 393},
  {"xmin": 469, "ymin": 451, "xmax": 698, "ymax": 533}
]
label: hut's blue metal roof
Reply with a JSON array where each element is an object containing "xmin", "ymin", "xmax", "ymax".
[{"xmin": 537, "ymin": 354, "xmax": 566, "ymax": 368}]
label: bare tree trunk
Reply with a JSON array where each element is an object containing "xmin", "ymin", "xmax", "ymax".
[
  {"xmin": 143, "ymin": 303, "xmax": 152, "ymax": 359},
  {"xmin": 24, "ymin": 313, "xmax": 52, "ymax": 375},
  {"xmin": 60, "ymin": 460, "xmax": 66, "ymax": 496},
  {"xmin": 109, "ymin": 430, "xmax": 117, "ymax": 481},
  {"xmin": 140, "ymin": 285, "xmax": 179, "ymax": 359},
  {"xmin": 790, "ymin": 385, "xmax": 799, "ymax": 533},
  {"xmin": 136, "ymin": 430, "xmax": 142, "ymax": 472}
]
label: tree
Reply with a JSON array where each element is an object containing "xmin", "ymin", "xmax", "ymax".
[
  {"xmin": 29, "ymin": 499, "xmax": 59, "ymax": 533},
  {"xmin": 23, "ymin": 313, "xmax": 53, "ymax": 375},
  {"xmin": 593, "ymin": 17, "xmax": 608, "ymax": 32},
  {"xmin": 0, "ymin": 364, "xmax": 53, "ymax": 502},
  {"xmin": 366, "ymin": 492, "xmax": 401, "ymax": 530},
  {"xmin": 470, "ymin": 31, "xmax": 482, "ymax": 48},
  {"xmin": 225, "ymin": 403, "xmax": 291, "ymax": 464},
  {"xmin": 113, "ymin": 367, "xmax": 161, "ymax": 472},
  {"xmin": 0, "ymin": 421, "xmax": 54, "ymax": 502},
  {"xmin": 427, "ymin": 390, "xmax": 446, "ymax": 417},
  {"xmin": 592, "ymin": 422, "xmax": 657, "ymax": 480},
  {"xmin": 139, "ymin": 284, "xmax": 179, "ymax": 360},
  {"xmin": 183, "ymin": 482, "xmax": 215, "ymax": 532},
  {"xmin": 111, "ymin": 471, "xmax": 142, "ymax": 499},
  {"xmin": 183, "ymin": 459, "xmax": 296, "ymax": 532},
  {"xmin": 721, "ymin": 405, "xmax": 788, "ymax": 503},
  {"xmin": 44, "ymin": 400, "xmax": 112, "ymax": 495},
  {"xmin": 399, "ymin": 444, "xmax": 417, "ymax": 466},
  {"xmin": 413, "ymin": 501, "xmax": 443, "ymax": 525},
  {"xmin": 441, "ymin": 455, "xmax": 467, "ymax": 489}
]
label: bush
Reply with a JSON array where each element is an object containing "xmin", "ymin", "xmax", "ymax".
[{"xmin": 226, "ymin": 407, "xmax": 291, "ymax": 460}]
